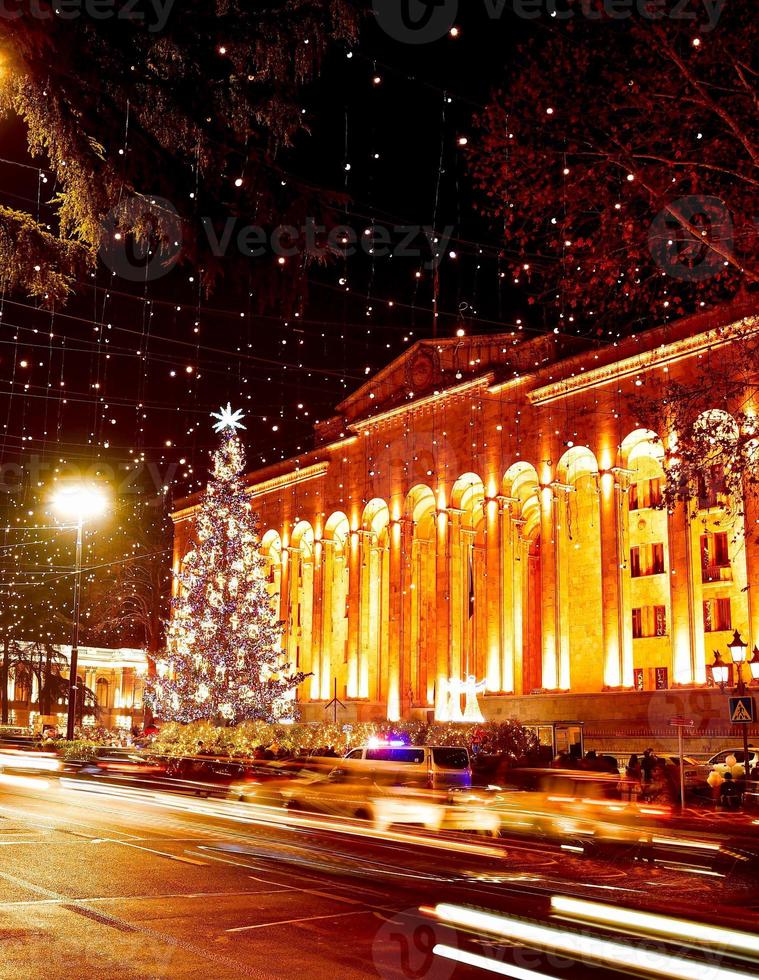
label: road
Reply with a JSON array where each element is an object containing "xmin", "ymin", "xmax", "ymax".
[{"xmin": 0, "ymin": 776, "xmax": 758, "ymax": 979}]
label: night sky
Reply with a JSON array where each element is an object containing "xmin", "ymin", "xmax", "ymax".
[
  {"xmin": 0, "ymin": 5, "xmax": 532, "ymax": 496},
  {"xmin": 2, "ymin": 1, "xmax": 745, "ymax": 644},
  {"xmin": 0, "ymin": 4, "xmax": 536, "ymax": 643}
]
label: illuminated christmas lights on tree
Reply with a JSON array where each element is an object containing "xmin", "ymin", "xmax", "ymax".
[{"xmin": 147, "ymin": 408, "xmax": 304, "ymax": 724}]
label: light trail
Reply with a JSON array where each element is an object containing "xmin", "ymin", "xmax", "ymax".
[
  {"xmin": 58, "ymin": 778, "xmax": 506, "ymax": 858},
  {"xmin": 551, "ymin": 896, "xmax": 759, "ymax": 956},
  {"xmin": 431, "ymin": 903, "xmax": 759, "ymax": 980},
  {"xmin": 434, "ymin": 944, "xmax": 557, "ymax": 979}
]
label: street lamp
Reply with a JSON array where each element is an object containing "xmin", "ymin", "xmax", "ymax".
[
  {"xmin": 52, "ymin": 484, "xmax": 109, "ymax": 739},
  {"xmin": 711, "ymin": 650, "xmax": 729, "ymax": 688},
  {"xmin": 728, "ymin": 629, "xmax": 748, "ymax": 666},
  {"xmin": 718, "ymin": 630, "xmax": 754, "ymax": 777}
]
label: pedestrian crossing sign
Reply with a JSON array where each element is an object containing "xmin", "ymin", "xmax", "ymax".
[{"xmin": 729, "ymin": 696, "xmax": 755, "ymax": 724}]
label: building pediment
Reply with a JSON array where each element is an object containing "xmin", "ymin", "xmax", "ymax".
[{"xmin": 315, "ymin": 332, "xmax": 582, "ymax": 443}]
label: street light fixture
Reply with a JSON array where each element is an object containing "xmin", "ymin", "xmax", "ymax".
[
  {"xmin": 718, "ymin": 630, "xmax": 754, "ymax": 778},
  {"xmin": 711, "ymin": 650, "xmax": 729, "ymax": 688},
  {"xmin": 52, "ymin": 484, "xmax": 110, "ymax": 739},
  {"xmin": 749, "ymin": 646, "xmax": 759, "ymax": 683},
  {"xmin": 728, "ymin": 629, "xmax": 748, "ymax": 665}
]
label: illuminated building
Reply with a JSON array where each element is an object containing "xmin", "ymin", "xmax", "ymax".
[
  {"xmin": 5, "ymin": 644, "xmax": 148, "ymax": 731},
  {"xmin": 172, "ymin": 312, "xmax": 759, "ymax": 738}
]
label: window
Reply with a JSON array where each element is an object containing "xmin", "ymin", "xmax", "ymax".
[
  {"xmin": 629, "ymin": 478, "xmax": 662, "ymax": 511},
  {"xmin": 365, "ymin": 747, "xmax": 425, "ymax": 764},
  {"xmin": 431, "ymin": 748, "xmax": 469, "ymax": 769},
  {"xmin": 703, "ymin": 597, "xmax": 731, "ymax": 632},
  {"xmin": 630, "ymin": 543, "xmax": 665, "ymax": 577},
  {"xmin": 701, "ymin": 532, "xmax": 730, "ymax": 582},
  {"xmin": 697, "ymin": 465, "xmax": 726, "ymax": 509},
  {"xmin": 96, "ymin": 678, "xmax": 109, "ymax": 707},
  {"xmin": 632, "ymin": 605, "xmax": 667, "ymax": 638}
]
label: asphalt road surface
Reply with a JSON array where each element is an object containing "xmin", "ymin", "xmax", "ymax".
[{"xmin": 0, "ymin": 777, "xmax": 758, "ymax": 979}]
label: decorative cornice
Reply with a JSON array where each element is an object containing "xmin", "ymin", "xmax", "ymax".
[
  {"xmin": 171, "ymin": 462, "xmax": 329, "ymax": 523},
  {"xmin": 246, "ymin": 462, "xmax": 329, "ymax": 500},
  {"xmin": 527, "ymin": 317, "xmax": 759, "ymax": 406},
  {"xmin": 348, "ymin": 373, "xmax": 495, "ymax": 433}
]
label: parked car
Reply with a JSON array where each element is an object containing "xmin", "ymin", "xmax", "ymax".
[
  {"xmin": 706, "ymin": 747, "xmax": 759, "ymax": 777},
  {"xmin": 654, "ymin": 753, "xmax": 705, "ymax": 787},
  {"xmin": 342, "ymin": 741, "xmax": 472, "ymax": 789}
]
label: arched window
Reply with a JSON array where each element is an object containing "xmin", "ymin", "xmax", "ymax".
[
  {"xmin": 13, "ymin": 668, "xmax": 31, "ymax": 704},
  {"xmin": 96, "ymin": 677, "xmax": 109, "ymax": 708}
]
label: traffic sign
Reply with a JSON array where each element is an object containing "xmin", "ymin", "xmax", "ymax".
[
  {"xmin": 669, "ymin": 717, "xmax": 694, "ymax": 727},
  {"xmin": 729, "ymin": 696, "xmax": 755, "ymax": 724}
]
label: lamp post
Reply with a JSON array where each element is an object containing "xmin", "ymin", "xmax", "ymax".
[
  {"xmin": 712, "ymin": 630, "xmax": 759, "ymax": 776},
  {"xmin": 52, "ymin": 485, "xmax": 109, "ymax": 740}
]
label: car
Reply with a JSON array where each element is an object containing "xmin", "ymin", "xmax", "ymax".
[
  {"xmin": 230, "ymin": 758, "xmax": 328, "ymax": 803},
  {"xmin": 343, "ymin": 741, "xmax": 472, "ymax": 789},
  {"xmin": 621, "ymin": 752, "xmax": 705, "ymax": 787},
  {"xmin": 163, "ymin": 756, "xmax": 257, "ymax": 797},
  {"xmin": 67, "ymin": 749, "xmax": 168, "ymax": 781},
  {"xmin": 653, "ymin": 753, "xmax": 704, "ymax": 786},
  {"xmin": 706, "ymin": 747, "xmax": 759, "ymax": 777},
  {"xmin": 276, "ymin": 766, "xmax": 499, "ymax": 835}
]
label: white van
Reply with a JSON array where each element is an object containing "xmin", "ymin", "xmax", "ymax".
[{"xmin": 343, "ymin": 741, "xmax": 472, "ymax": 789}]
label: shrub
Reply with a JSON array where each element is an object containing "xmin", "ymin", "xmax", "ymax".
[{"xmin": 150, "ymin": 718, "xmax": 536, "ymax": 760}]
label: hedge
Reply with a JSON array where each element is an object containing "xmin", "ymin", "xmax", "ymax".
[{"xmin": 150, "ymin": 719, "xmax": 537, "ymax": 761}]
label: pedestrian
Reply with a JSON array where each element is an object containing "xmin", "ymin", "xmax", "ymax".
[
  {"xmin": 720, "ymin": 771, "xmax": 742, "ymax": 811},
  {"xmin": 640, "ymin": 748, "xmax": 656, "ymax": 785},
  {"xmin": 626, "ymin": 754, "xmax": 642, "ymax": 782},
  {"xmin": 707, "ymin": 766, "xmax": 724, "ymax": 806}
]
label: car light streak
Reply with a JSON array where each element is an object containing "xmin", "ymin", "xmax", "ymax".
[
  {"xmin": 433, "ymin": 944, "xmax": 556, "ymax": 979},
  {"xmin": 0, "ymin": 751, "xmax": 61, "ymax": 772},
  {"xmin": 431, "ymin": 904, "xmax": 758, "ymax": 980},
  {"xmin": 550, "ymin": 896, "xmax": 759, "ymax": 956},
  {"xmin": 651, "ymin": 836, "xmax": 721, "ymax": 851},
  {"xmin": 0, "ymin": 773, "xmax": 51, "ymax": 790},
  {"xmin": 59, "ymin": 777, "xmax": 505, "ymax": 858}
]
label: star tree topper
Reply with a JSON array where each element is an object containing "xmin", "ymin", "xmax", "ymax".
[{"xmin": 211, "ymin": 403, "xmax": 247, "ymax": 434}]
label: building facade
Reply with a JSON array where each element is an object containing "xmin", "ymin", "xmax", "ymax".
[
  {"xmin": 4, "ymin": 643, "xmax": 148, "ymax": 731},
  {"xmin": 172, "ymin": 310, "xmax": 759, "ymax": 741}
]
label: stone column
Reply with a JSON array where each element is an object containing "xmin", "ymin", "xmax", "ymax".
[
  {"xmin": 434, "ymin": 509, "xmax": 450, "ymax": 720},
  {"xmin": 667, "ymin": 500, "xmax": 704, "ymax": 685},
  {"xmin": 540, "ymin": 485, "xmax": 559, "ymax": 690},
  {"xmin": 319, "ymin": 540, "xmax": 335, "ymax": 700},
  {"xmin": 357, "ymin": 531, "xmax": 372, "ymax": 701},
  {"xmin": 309, "ymin": 542, "xmax": 323, "ymax": 701},
  {"xmin": 484, "ymin": 498, "xmax": 502, "ymax": 692},
  {"xmin": 400, "ymin": 520, "xmax": 415, "ymax": 713},
  {"xmin": 512, "ymin": 517, "xmax": 527, "ymax": 696},
  {"xmin": 346, "ymin": 530, "xmax": 361, "ymax": 699},
  {"xmin": 744, "ymin": 484, "xmax": 759, "ymax": 655},
  {"xmin": 280, "ymin": 544, "xmax": 293, "ymax": 672},
  {"xmin": 600, "ymin": 470, "xmax": 633, "ymax": 688},
  {"xmin": 387, "ymin": 520, "xmax": 403, "ymax": 721},
  {"xmin": 499, "ymin": 498, "xmax": 517, "ymax": 694},
  {"xmin": 447, "ymin": 509, "xmax": 465, "ymax": 689}
]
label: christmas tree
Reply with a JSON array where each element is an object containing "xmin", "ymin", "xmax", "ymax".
[{"xmin": 147, "ymin": 405, "xmax": 304, "ymax": 724}]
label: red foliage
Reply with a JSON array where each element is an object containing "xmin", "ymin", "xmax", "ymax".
[{"xmin": 468, "ymin": 1, "xmax": 758, "ymax": 332}]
